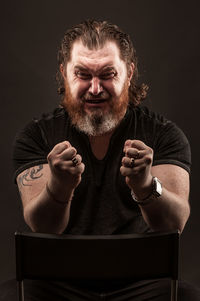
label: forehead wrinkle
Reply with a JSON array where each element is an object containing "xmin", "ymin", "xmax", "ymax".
[
  {"xmin": 73, "ymin": 51, "xmax": 117, "ymax": 72},
  {"xmin": 75, "ymin": 47, "xmax": 111, "ymax": 59},
  {"xmin": 71, "ymin": 40, "xmax": 120, "ymax": 57},
  {"xmin": 70, "ymin": 40, "xmax": 122, "ymax": 65},
  {"xmin": 74, "ymin": 62, "xmax": 116, "ymax": 73}
]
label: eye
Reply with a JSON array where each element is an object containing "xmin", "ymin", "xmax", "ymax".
[
  {"xmin": 100, "ymin": 71, "xmax": 116, "ymax": 80},
  {"xmin": 75, "ymin": 71, "xmax": 92, "ymax": 80}
]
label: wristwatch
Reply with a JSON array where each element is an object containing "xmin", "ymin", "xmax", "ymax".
[{"xmin": 131, "ymin": 177, "xmax": 162, "ymax": 206}]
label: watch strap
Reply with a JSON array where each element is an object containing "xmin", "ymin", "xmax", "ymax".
[{"xmin": 131, "ymin": 177, "xmax": 162, "ymax": 206}]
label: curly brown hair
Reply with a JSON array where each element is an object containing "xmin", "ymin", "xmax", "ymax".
[{"xmin": 56, "ymin": 19, "xmax": 148, "ymax": 106}]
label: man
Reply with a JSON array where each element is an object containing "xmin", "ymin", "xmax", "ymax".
[{"xmin": 3, "ymin": 20, "xmax": 199, "ymax": 300}]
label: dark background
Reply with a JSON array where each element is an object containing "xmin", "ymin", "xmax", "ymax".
[{"xmin": 1, "ymin": 0, "xmax": 199, "ymax": 287}]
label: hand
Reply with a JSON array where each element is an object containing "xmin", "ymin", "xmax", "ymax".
[
  {"xmin": 120, "ymin": 140, "xmax": 153, "ymax": 198},
  {"xmin": 47, "ymin": 141, "xmax": 85, "ymax": 190}
]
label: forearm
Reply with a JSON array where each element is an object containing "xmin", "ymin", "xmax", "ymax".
[
  {"xmin": 137, "ymin": 187, "xmax": 190, "ymax": 233},
  {"xmin": 121, "ymin": 140, "xmax": 190, "ymax": 233},
  {"xmin": 18, "ymin": 143, "xmax": 84, "ymax": 234},
  {"xmin": 23, "ymin": 182, "xmax": 74, "ymax": 234}
]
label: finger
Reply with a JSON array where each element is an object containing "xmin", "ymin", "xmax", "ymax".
[
  {"xmin": 120, "ymin": 165, "xmax": 134, "ymax": 177},
  {"xmin": 59, "ymin": 147, "xmax": 77, "ymax": 160},
  {"xmin": 121, "ymin": 156, "xmax": 135, "ymax": 168},
  {"xmin": 71, "ymin": 162, "xmax": 85, "ymax": 175},
  {"xmin": 50, "ymin": 141, "xmax": 71, "ymax": 155},
  {"xmin": 124, "ymin": 148, "xmax": 144, "ymax": 159},
  {"xmin": 124, "ymin": 140, "xmax": 132, "ymax": 147},
  {"xmin": 120, "ymin": 164, "xmax": 146, "ymax": 177},
  {"xmin": 70, "ymin": 154, "xmax": 82, "ymax": 167},
  {"xmin": 58, "ymin": 161, "xmax": 85, "ymax": 175},
  {"xmin": 122, "ymin": 155, "xmax": 147, "ymax": 168},
  {"xmin": 130, "ymin": 140, "xmax": 147, "ymax": 150},
  {"xmin": 124, "ymin": 140, "xmax": 147, "ymax": 151}
]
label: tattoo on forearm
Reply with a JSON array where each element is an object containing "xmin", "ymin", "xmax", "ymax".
[{"xmin": 18, "ymin": 165, "xmax": 43, "ymax": 187}]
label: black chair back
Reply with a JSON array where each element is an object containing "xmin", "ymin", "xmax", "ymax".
[{"xmin": 15, "ymin": 231, "xmax": 179, "ymax": 301}]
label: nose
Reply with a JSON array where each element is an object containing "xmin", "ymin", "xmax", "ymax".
[{"xmin": 88, "ymin": 77, "xmax": 103, "ymax": 95}]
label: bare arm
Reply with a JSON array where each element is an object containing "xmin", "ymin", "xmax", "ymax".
[
  {"xmin": 140, "ymin": 164, "xmax": 190, "ymax": 232},
  {"xmin": 120, "ymin": 140, "xmax": 190, "ymax": 233},
  {"xmin": 17, "ymin": 141, "xmax": 85, "ymax": 234}
]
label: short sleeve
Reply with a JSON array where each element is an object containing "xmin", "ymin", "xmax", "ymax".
[
  {"xmin": 153, "ymin": 120, "xmax": 191, "ymax": 173},
  {"xmin": 12, "ymin": 120, "xmax": 50, "ymax": 182}
]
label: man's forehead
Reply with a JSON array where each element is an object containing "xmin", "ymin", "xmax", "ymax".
[{"xmin": 69, "ymin": 40, "xmax": 123, "ymax": 68}]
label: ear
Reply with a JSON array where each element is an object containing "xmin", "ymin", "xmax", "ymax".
[
  {"xmin": 60, "ymin": 64, "xmax": 66, "ymax": 78},
  {"xmin": 128, "ymin": 63, "xmax": 134, "ymax": 86}
]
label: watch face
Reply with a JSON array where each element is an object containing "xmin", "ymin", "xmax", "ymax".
[
  {"xmin": 157, "ymin": 181, "xmax": 162, "ymax": 195},
  {"xmin": 153, "ymin": 177, "xmax": 162, "ymax": 197}
]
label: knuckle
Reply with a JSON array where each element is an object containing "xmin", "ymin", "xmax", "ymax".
[
  {"xmin": 71, "ymin": 162, "xmax": 85, "ymax": 175},
  {"xmin": 130, "ymin": 139, "xmax": 141, "ymax": 148},
  {"xmin": 148, "ymin": 146, "xmax": 153, "ymax": 155},
  {"xmin": 77, "ymin": 154, "xmax": 82, "ymax": 162},
  {"xmin": 130, "ymin": 141, "xmax": 136, "ymax": 147},
  {"xmin": 120, "ymin": 166, "xmax": 125, "ymax": 175},
  {"xmin": 78, "ymin": 163, "xmax": 85, "ymax": 174},
  {"xmin": 47, "ymin": 152, "xmax": 53, "ymax": 161},
  {"xmin": 53, "ymin": 159, "xmax": 62, "ymax": 169},
  {"xmin": 126, "ymin": 149, "xmax": 132, "ymax": 157},
  {"xmin": 64, "ymin": 140, "xmax": 71, "ymax": 147},
  {"xmin": 59, "ymin": 140, "xmax": 70, "ymax": 148},
  {"xmin": 70, "ymin": 147, "xmax": 77, "ymax": 157},
  {"xmin": 121, "ymin": 157, "xmax": 126, "ymax": 165},
  {"xmin": 144, "ymin": 155, "xmax": 152, "ymax": 165},
  {"xmin": 71, "ymin": 167, "xmax": 82, "ymax": 175},
  {"xmin": 125, "ymin": 139, "xmax": 132, "ymax": 145}
]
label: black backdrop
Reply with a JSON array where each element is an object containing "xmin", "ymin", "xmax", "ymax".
[{"xmin": 1, "ymin": 0, "xmax": 200, "ymax": 286}]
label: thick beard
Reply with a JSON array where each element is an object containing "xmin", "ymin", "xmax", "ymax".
[{"xmin": 61, "ymin": 81, "xmax": 129, "ymax": 136}]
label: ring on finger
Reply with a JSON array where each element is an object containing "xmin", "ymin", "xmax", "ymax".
[
  {"xmin": 130, "ymin": 158, "xmax": 135, "ymax": 168},
  {"xmin": 72, "ymin": 156, "xmax": 79, "ymax": 167}
]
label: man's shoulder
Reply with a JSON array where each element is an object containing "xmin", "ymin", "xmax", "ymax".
[
  {"xmin": 135, "ymin": 105, "xmax": 170, "ymax": 123},
  {"xmin": 129, "ymin": 104, "xmax": 171, "ymax": 127},
  {"xmin": 16, "ymin": 107, "xmax": 69, "ymax": 141},
  {"xmin": 33, "ymin": 107, "xmax": 67, "ymax": 123},
  {"xmin": 23, "ymin": 107, "xmax": 70, "ymax": 133}
]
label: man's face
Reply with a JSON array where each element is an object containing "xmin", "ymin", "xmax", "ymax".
[{"xmin": 61, "ymin": 40, "xmax": 133, "ymax": 136}]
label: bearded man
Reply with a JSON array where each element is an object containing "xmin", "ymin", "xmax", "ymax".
[{"xmin": 1, "ymin": 20, "xmax": 199, "ymax": 301}]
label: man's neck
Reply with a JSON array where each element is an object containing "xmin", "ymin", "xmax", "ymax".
[{"xmin": 89, "ymin": 131, "xmax": 114, "ymax": 160}]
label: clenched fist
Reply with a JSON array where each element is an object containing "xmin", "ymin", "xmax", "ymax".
[
  {"xmin": 120, "ymin": 139, "xmax": 153, "ymax": 198},
  {"xmin": 47, "ymin": 141, "xmax": 85, "ymax": 190}
]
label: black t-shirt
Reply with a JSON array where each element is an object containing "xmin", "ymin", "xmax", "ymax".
[{"xmin": 13, "ymin": 105, "xmax": 191, "ymax": 235}]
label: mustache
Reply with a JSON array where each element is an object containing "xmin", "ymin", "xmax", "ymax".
[{"xmin": 82, "ymin": 90, "xmax": 110, "ymax": 101}]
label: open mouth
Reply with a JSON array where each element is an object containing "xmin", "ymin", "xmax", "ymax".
[{"xmin": 85, "ymin": 99, "xmax": 107, "ymax": 104}]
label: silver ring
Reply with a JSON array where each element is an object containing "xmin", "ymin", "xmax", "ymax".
[{"xmin": 72, "ymin": 157, "xmax": 79, "ymax": 166}]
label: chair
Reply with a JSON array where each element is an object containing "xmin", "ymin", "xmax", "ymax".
[{"xmin": 15, "ymin": 231, "xmax": 180, "ymax": 301}]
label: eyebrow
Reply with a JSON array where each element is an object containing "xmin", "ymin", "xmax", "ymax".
[{"xmin": 74, "ymin": 64, "xmax": 116, "ymax": 73}]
